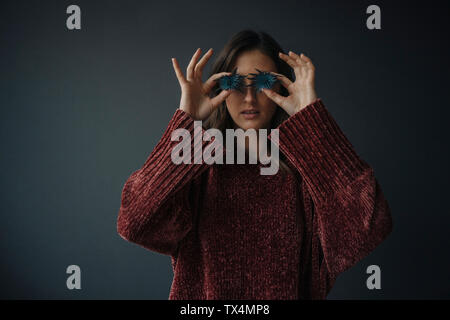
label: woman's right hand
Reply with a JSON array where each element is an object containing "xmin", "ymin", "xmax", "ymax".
[{"xmin": 172, "ymin": 48, "xmax": 233, "ymax": 120}]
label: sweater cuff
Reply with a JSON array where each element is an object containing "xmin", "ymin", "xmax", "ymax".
[{"xmin": 268, "ymin": 99, "xmax": 370, "ymax": 203}]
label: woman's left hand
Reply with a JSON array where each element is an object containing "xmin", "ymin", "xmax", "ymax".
[{"xmin": 262, "ymin": 51, "xmax": 318, "ymax": 116}]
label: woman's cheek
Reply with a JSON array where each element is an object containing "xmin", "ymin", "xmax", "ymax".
[{"xmin": 224, "ymin": 98, "xmax": 240, "ymax": 127}]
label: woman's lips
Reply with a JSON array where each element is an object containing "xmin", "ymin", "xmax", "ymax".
[{"xmin": 241, "ymin": 110, "xmax": 260, "ymax": 120}]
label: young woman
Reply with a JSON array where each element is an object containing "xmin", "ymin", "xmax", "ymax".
[{"xmin": 116, "ymin": 30, "xmax": 393, "ymax": 300}]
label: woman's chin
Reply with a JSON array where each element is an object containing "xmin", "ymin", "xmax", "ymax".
[
  {"xmin": 238, "ymin": 124, "xmax": 261, "ymax": 131},
  {"xmin": 236, "ymin": 119, "xmax": 267, "ymax": 131}
]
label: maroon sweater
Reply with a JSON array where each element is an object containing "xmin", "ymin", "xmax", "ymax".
[{"xmin": 116, "ymin": 98, "xmax": 393, "ymax": 299}]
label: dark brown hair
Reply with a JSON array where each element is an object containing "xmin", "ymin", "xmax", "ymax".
[{"xmin": 204, "ymin": 29, "xmax": 295, "ymax": 174}]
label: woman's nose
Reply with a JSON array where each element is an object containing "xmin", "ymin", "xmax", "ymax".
[{"xmin": 243, "ymin": 85, "xmax": 257, "ymax": 102}]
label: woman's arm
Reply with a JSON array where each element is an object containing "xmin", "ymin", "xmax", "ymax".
[
  {"xmin": 269, "ymin": 98, "xmax": 393, "ymax": 294},
  {"xmin": 117, "ymin": 109, "xmax": 223, "ymax": 256},
  {"xmin": 118, "ymin": 48, "xmax": 230, "ymax": 257},
  {"xmin": 263, "ymin": 51, "xmax": 392, "ymax": 297}
]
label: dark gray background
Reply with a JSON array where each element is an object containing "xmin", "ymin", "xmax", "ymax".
[{"xmin": 1, "ymin": 0, "xmax": 449, "ymax": 299}]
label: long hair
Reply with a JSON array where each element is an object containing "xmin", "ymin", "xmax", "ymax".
[{"xmin": 204, "ymin": 29, "xmax": 295, "ymax": 174}]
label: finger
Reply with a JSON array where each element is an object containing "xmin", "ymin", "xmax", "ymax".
[
  {"xmin": 289, "ymin": 51, "xmax": 306, "ymax": 67},
  {"xmin": 194, "ymin": 48, "xmax": 213, "ymax": 80},
  {"xmin": 171, "ymin": 57, "xmax": 187, "ymax": 85},
  {"xmin": 269, "ymin": 72, "xmax": 294, "ymax": 94},
  {"xmin": 300, "ymin": 53, "xmax": 312, "ymax": 64},
  {"xmin": 279, "ymin": 52, "xmax": 302, "ymax": 77},
  {"xmin": 203, "ymin": 71, "xmax": 233, "ymax": 94},
  {"xmin": 289, "ymin": 51, "xmax": 309, "ymax": 78},
  {"xmin": 210, "ymin": 89, "xmax": 232, "ymax": 110},
  {"xmin": 278, "ymin": 52, "xmax": 297, "ymax": 68},
  {"xmin": 300, "ymin": 53, "xmax": 315, "ymax": 71},
  {"xmin": 261, "ymin": 88, "xmax": 286, "ymax": 108},
  {"xmin": 187, "ymin": 48, "xmax": 202, "ymax": 81}
]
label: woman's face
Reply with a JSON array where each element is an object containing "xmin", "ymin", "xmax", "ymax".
[{"xmin": 225, "ymin": 49, "xmax": 281, "ymax": 131}]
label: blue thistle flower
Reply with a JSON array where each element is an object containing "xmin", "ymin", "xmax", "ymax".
[
  {"xmin": 247, "ymin": 68, "xmax": 279, "ymax": 93},
  {"xmin": 217, "ymin": 67, "xmax": 246, "ymax": 93}
]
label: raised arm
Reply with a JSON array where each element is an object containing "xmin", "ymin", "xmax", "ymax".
[
  {"xmin": 118, "ymin": 48, "xmax": 232, "ymax": 256},
  {"xmin": 117, "ymin": 109, "xmax": 223, "ymax": 256},
  {"xmin": 269, "ymin": 98, "xmax": 393, "ymax": 298}
]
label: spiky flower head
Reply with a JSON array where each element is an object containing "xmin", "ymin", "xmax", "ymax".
[
  {"xmin": 218, "ymin": 67, "xmax": 247, "ymax": 93},
  {"xmin": 247, "ymin": 68, "xmax": 279, "ymax": 93}
]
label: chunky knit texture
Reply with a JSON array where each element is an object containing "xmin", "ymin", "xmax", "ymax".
[{"xmin": 116, "ymin": 98, "xmax": 393, "ymax": 299}]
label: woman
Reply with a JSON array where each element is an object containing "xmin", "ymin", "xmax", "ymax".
[{"xmin": 116, "ymin": 30, "xmax": 393, "ymax": 300}]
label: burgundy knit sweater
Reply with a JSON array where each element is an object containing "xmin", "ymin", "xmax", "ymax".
[{"xmin": 116, "ymin": 98, "xmax": 393, "ymax": 300}]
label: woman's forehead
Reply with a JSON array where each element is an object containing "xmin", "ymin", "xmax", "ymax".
[
  {"xmin": 234, "ymin": 67, "xmax": 275, "ymax": 76},
  {"xmin": 233, "ymin": 51, "xmax": 277, "ymax": 75}
]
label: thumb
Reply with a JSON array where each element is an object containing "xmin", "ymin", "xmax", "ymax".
[
  {"xmin": 262, "ymin": 88, "xmax": 285, "ymax": 108},
  {"xmin": 210, "ymin": 89, "xmax": 232, "ymax": 110}
]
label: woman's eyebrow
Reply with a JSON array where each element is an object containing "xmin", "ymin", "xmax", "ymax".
[{"xmin": 236, "ymin": 70, "xmax": 273, "ymax": 76}]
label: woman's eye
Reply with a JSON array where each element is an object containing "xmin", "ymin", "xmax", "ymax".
[{"xmin": 247, "ymin": 69, "xmax": 279, "ymax": 92}]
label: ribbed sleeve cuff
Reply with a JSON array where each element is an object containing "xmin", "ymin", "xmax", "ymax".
[{"xmin": 269, "ymin": 99, "xmax": 370, "ymax": 203}]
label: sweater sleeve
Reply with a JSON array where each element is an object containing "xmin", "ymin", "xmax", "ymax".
[
  {"xmin": 116, "ymin": 109, "xmax": 224, "ymax": 257},
  {"xmin": 268, "ymin": 98, "xmax": 393, "ymax": 297}
]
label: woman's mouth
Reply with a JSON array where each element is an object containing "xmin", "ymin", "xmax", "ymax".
[{"xmin": 241, "ymin": 110, "xmax": 260, "ymax": 119}]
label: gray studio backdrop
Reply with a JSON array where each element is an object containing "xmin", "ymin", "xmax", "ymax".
[{"xmin": 1, "ymin": 0, "xmax": 449, "ymax": 299}]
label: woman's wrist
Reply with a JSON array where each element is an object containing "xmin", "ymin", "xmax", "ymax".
[{"xmin": 291, "ymin": 91, "xmax": 318, "ymax": 116}]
